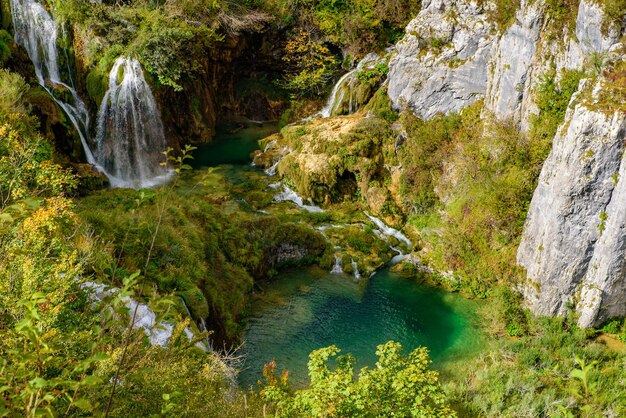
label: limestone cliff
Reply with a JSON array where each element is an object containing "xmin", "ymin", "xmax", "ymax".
[
  {"xmin": 387, "ymin": 0, "xmax": 626, "ymax": 326},
  {"xmin": 387, "ymin": 0, "xmax": 495, "ymax": 119},
  {"xmin": 388, "ymin": 0, "xmax": 623, "ymax": 126},
  {"xmin": 517, "ymin": 75, "xmax": 626, "ymax": 327}
]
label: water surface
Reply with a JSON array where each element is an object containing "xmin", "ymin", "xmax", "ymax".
[
  {"xmin": 240, "ymin": 267, "xmax": 483, "ymax": 388},
  {"xmin": 192, "ymin": 120, "xmax": 279, "ymax": 168}
]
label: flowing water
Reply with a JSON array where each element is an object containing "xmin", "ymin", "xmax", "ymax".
[
  {"xmin": 317, "ymin": 53, "xmax": 383, "ymax": 118},
  {"xmin": 95, "ymin": 57, "xmax": 172, "ymax": 188},
  {"xmin": 10, "ymin": 0, "xmax": 94, "ymax": 164},
  {"xmin": 239, "ymin": 267, "xmax": 483, "ymax": 388},
  {"xmin": 10, "ymin": 0, "xmax": 171, "ymax": 188}
]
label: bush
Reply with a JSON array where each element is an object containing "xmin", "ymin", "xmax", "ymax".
[{"xmin": 261, "ymin": 341, "xmax": 455, "ymax": 417}]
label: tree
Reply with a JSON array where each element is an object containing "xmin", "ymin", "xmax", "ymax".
[
  {"xmin": 261, "ymin": 341, "xmax": 456, "ymax": 417},
  {"xmin": 282, "ymin": 29, "xmax": 338, "ymax": 98}
]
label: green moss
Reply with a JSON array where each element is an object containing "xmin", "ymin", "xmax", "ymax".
[
  {"xmin": 363, "ymin": 87, "xmax": 398, "ymax": 122},
  {"xmin": 76, "ymin": 171, "xmax": 329, "ymax": 341},
  {"xmin": 0, "ymin": 29, "xmax": 12, "ymax": 66}
]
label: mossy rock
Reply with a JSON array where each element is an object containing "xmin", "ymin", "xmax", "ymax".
[
  {"xmin": 86, "ymin": 66, "xmax": 108, "ymax": 107},
  {"xmin": 74, "ymin": 163, "xmax": 109, "ymax": 195},
  {"xmin": 180, "ymin": 288, "xmax": 210, "ymax": 321}
]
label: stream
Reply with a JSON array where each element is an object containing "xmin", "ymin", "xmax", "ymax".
[{"xmin": 191, "ymin": 120, "xmax": 483, "ymax": 390}]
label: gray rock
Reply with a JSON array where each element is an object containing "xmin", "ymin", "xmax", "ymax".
[
  {"xmin": 518, "ymin": 78, "xmax": 626, "ymax": 326},
  {"xmin": 576, "ymin": 0, "xmax": 622, "ymax": 55},
  {"xmin": 485, "ymin": 0, "xmax": 543, "ymax": 123},
  {"xmin": 387, "ymin": 0, "xmax": 495, "ymax": 119}
]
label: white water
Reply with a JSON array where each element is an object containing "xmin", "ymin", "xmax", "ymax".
[
  {"xmin": 331, "ymin": 254, "xmax": 343, "ymax": 274},
  {"xmin": 317, "ymin": 53, "xmax": 383, "ymax": 119},
  {"xmin": 10, "ymin": 0, "xmax": 96, "ymax": 166},
  {"xmin": 10, "ymin": 1, "xmax": 170, "ymax": 189},
  {"xmin": 271, "ymin": 183, "xmax": 325, "ymax": 213},
  {"xmin": 95, "ymin": 57, "xmax": 173, "ymax": 188},
  {"xmin": 351, "ymin": 258, "xmax": 361, "ymax": 279},
  {"xmin": 318, "ymin": 70, "xmax": 360, "ymax": 118},
  {"xmin": 264, "ymin": 160, "xmax": 279, "ymax": 176},
  {"xmin": 83, "ymin": 282, "xmax": 205, "ymax": 349},
  {"xmin": 364, "ymin": 212, "xmax": 412, "ymax": 247}
]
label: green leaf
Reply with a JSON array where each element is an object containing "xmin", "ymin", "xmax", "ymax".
[{"xmin": 73, "ymin": 398, "xmax": 93, "ymax": 411}]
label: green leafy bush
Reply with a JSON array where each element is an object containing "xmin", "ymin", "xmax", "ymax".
[{"xmin": 261, "ymin": 341, "xmax": 455, "ymax": 417}]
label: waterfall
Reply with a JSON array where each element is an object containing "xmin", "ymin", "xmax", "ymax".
[
  {"xmin": 317, "ymin": 53, "xmax": 383, "ymax": 119},
  {"xmin": 82, "ymin": 282, "xmax": 206, "ymax": 349},
  {"xmin": 318, "ymin": 70, "xmax": 360, "ymax": 118},
  {"xmin": 351, "ymin": 258, "xmax": 361, "ymax": 279},
  {"xmin": 271, "ymin": 183, "xmax": 325, "ymax": 213},
  {"xmin": 10, "ymin": 1, "xmax": 170, "ymax": 189},
  {"xmin": 364, "ymin": 212, "xmax": 412, "ymax": 247},
  {"xmin": 331, "ymin": 254, "xmax": 343, "ymax": 274},
  {"xmin": 10, "ymin": 0, "xmax": 95, "ymax": 165},
  {"xmin": 94, "ymin": 57, "xmax": 172, "ymax": 188}
]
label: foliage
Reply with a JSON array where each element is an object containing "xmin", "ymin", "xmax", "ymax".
[
  {"xmin": 0, "ymin": 29, "xmax": 12, "ymax": 66},
  {"xmin": 261, "ymin": 341, "xmax": 455, "ymax": 417},
  {"xmin": 308, "ymin": 0, "xmax": 421, "ymax": 55},
  {"xmin": 445, "ymin": 315, "xmax": 626, "ymax": 417},
  {"xmin": 600, "ymin": 0, "xmax": 626, "ymax": 34},
  {"xmin": 282, "ymin": 29, "xmax": 338, "ymax": 97},
  {"xmin": 486, "ymin": 0, "xmax": 521, "ymax": 31},
  {"xmin": 529, "ymin": 65, "xmax": 585, "ymax": 146}
]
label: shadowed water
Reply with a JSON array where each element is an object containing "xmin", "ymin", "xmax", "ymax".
[
  {"xmin": 192, "ymin": 121, "xmax": 279, "ymax": 168},
  {"xmin": 239, "ymin": 267, "xmax": 483, "ymax": 388}
]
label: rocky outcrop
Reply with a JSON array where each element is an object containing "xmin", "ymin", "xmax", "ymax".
[
  {"xmin": 518, "ymin": 75, "xmax": 626, "ymax": 327},
  {"xmin": 576, "ymin": 0, "xmax": 623, "ymax": 55},
  {"xmin": 388, "ymin": 0, "xmax": 624, "ymax": 126},
  {"xmin": 484, "ymin": 0, "xmax": 543, "ymax": 124},
  {"xmin": 387, "ymin": 0, "xmax": 495, "ymax": 119}
]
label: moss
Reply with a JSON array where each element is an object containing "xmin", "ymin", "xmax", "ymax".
[
  {"xmin": 86, "ymin": 64, "xmax": 109, "ymax": 107},
  {"xmin": 363, "ymin": 87, "xmax": 398, "ymax": 122},
  {"xmin": 487, "ymin": 0, "xmax": 521, "ymax": 32},
  {"xmin": 600, "ymin": 0, "xmax": 626, "ymax": 35},
  {"xmin": 75, "ymin": 171, "xmax": 329, "ymax": 342},
  {"xmin": 0, "ymin": 29, "xmax": 12, "ymax": 66}
]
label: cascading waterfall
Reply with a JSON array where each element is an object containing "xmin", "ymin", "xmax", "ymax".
[
  {"xmin": 331, "ymin": 254, "xmax": 343, "ymax": 274},
  {"xmin": 364, "ymin": 212, "xmax": 412, "ymax": 247},
  {"xmin": 10, "ymin": 0, "xmax": 95, "ymax": 165},
  {"xmin": 94, "ymin": 57, "xmax": 172, "ymax": 188},
  {"xmin": 318, "ymin": 70, "xmax": 360, "ymax": 118},
  {"xmin": 270, "ymin": 183, "xmax": 325, "ymax": 213},
  {"xmin": 317, "ymin": 53, "xmax": 383, "ymax": 118},
  {"xmin": 351, "ymin": 258, "xmax": 361, "ymax": 279},
  {"xmin": 10, "ymin": 0, "xmax": 170, "ymax": 189}
]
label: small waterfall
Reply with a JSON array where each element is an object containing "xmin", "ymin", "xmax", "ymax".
[
  {"xmin": 271, "ymin": 183, "xmax": 325, "ymax": 213},
  {"xmin": 317, "ymin": 53, "xmax": 383, "ymax": 119},
  {"xmin": 351, "ymin": 258, "xmax": 361, "ymax": 279},
  {"xmin": 318, "ymin": 70, "xmax": 360, "ymax": 118},
  {"xmin": 265, "ymin": 160, "xmax": 279, "ymax": 176},
  {"xmin": 94, "ymin": 57, "xmax": 172, "ymax": 188},
  {"xmin": 364, "ymin": 212, "xmax": 412, "ymax": 247},
  {"xmin": 10, "ymin": 0, "xmax": 95, "ymax": 165},
  {"xmin": 331, "ymin": 254, "xmax": 343, "ymax": 274}
]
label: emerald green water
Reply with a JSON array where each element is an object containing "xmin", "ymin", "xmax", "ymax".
[
  {"xmin": 239, "ymin": 267, "xmax": 483, "ymax": 389},
  {"xmin": 191, "ymin": 120, "xmax": 279, "ymax": 168}
]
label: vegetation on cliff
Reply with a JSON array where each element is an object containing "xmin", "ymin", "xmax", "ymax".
[{"xmin": 2, "ymin": 0, "xmax": 626, "ymax": 416}]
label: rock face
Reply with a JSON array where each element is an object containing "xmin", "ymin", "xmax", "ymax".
[
  {"xmin": 518, "ymin": 77, "xmax": 626, "ymax": 327},
  {"xmin": 484, "ymin": 0, "xmax": 543, "ymax": 123},
  {"xmin": 387, "ymin": 0, "xmax": 495, "ymax": 119},
  {"xmin": 387, "ymin": 0, "xmax": 626, "ymax": 326},
  {"xmin": 576, "ymin": 0, "xmax": 622, "ymax": 55},
  {"xmin": 388, "ymin": 0, "xmax": 624, "ymax": 125}
]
